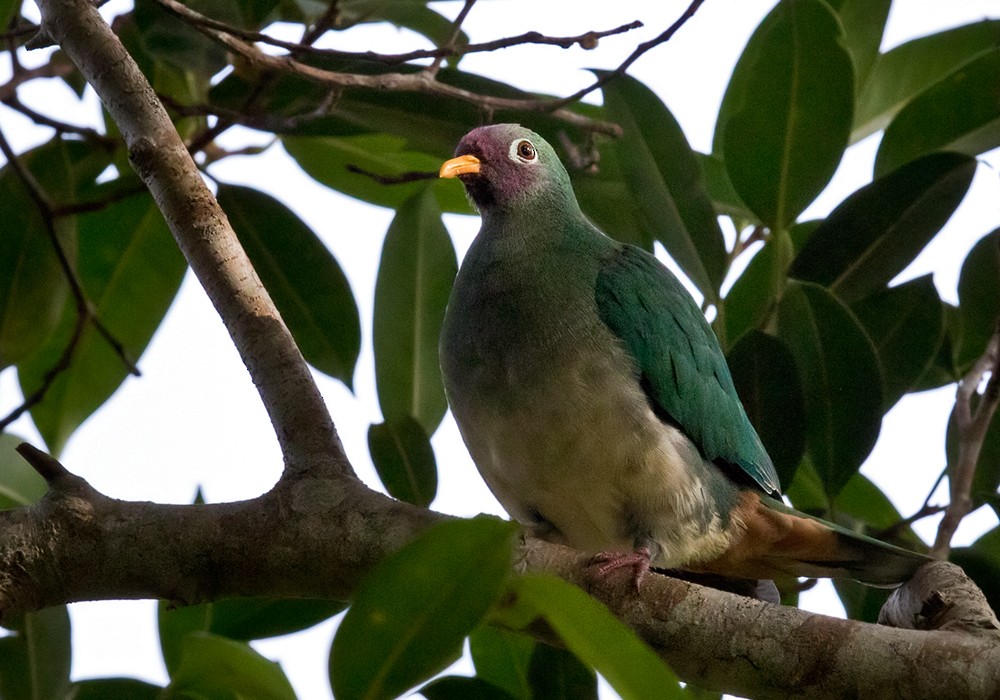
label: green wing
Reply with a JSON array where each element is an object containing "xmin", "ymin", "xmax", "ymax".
[{"xmin": 595, "ymin": 244, "xmax": 781, "ymax": 496}]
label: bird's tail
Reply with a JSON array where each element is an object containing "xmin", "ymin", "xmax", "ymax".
[
  {"xmin": 692, "ymin": 493, "xmax": 930, "ymax": 586},
  {"xmin": 755, "ymin": 495, "xmax": 931, "ymax": 586}
]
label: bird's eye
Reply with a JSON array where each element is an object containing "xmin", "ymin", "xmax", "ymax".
[{"xmin": 509, "ymin": 139, "xmax": 537, "ymax": 163}]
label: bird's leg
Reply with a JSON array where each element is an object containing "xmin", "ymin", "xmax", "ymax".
[{"xmin": 587, "ymin": 546, "xmax": 652, "ymax": 591}]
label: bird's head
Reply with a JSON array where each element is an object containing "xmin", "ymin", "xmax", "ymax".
[{"xmin": 439, "ymin": 124, "xmax": 576, "ymax": 216}]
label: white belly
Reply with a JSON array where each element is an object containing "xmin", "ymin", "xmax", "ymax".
[{"xmin": 454, "ymin": 343, "xmax": 737, "ymax": 569}]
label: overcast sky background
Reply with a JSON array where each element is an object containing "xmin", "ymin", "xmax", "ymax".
[{"xmin": 1, "ymin": 1, "xmax": 999, "ymax": 697}]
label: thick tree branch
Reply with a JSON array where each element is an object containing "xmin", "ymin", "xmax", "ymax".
[
  {"xmin": 33, "ymin": 0, "xmax": 347, "ymax": 479},
  {"xmin": 519, "ymin": 540, "xmax": 1000, "ymax": 698}
]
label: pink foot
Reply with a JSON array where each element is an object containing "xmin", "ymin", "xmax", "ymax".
[{"xmin": 587, "ymin": 546, "xmax": 651, "ymax": 590}]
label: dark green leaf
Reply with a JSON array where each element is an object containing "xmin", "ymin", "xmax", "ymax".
[
  {"xmin": 833, "ymin": 579, "xmax": 891, "ymax": 623},
  {"xmin": 956, "ymin": 228, "xmax": 1000, "ymax": 370},
  {"xmin": 776, "ymin": 282, "xmax": 883, "ymax": 497},
  {"xmin": 373, "ymin": 188, "xmax": 456, "ymax": 433},
  {"xmin": 0, "ymin": 139, "xmax": 86, "ymax": 369},
  {"xmin": 834, "ymin": 473, "xmax": 918, "ymax": 546},
  {"xmin": 855, "ymin": 20, "xmax": 1000, "ymax": 141},
  {"xmin": 950, "ymin": 527, "xmax": 1000, "ymax": 614},
  {"xmin": 574, "ymin": 167, "xmax": 653, "ymax": 251},
  {"xmin": 70, "ymin": 677, "xmax": 163, "ymax": 700},
  {"xmin": 600, "ymin": 73, "xmax": 727, "ymax": 300},
  {"xmin": 720, "ymin": 0, "xmax": 854, "ymax": 230},
  {"xmin": 0, "ymin": 606, "xmax": 72, "ymax": 700},
  {"xmin": 20, "ymin": 190, "xmax": 185, "ymax": 456},
  {"xmin": 378, "ymin": 4, "xmax": 467, "ymax": 54},
  {"xmin": 695, "ymin": 152, "xmax": 756, "ymax": 222},
  {"xmin": 282, "ymin": 134, "xmax": 473, "ymax": 213},
  {"xmin": 133, "ymin": 0, "xmax": 230, "ymax": 78},
  {"xmin": 217, "ymin": 184, "xmax": 360, "ymax": 387},
  {"xmin": 0, "ymin": 0, "xmax": 19, "ymax": 31},
  {"xmin": 505, "ymin": 575, "xmax": 682, "ymax": 700},
  {"xmin": 875, "ymin": 48, "xmax": 1000, "ymax": 177},
  {"xmin": 420, "ymin": 676, "xmax": 517, "ymax": 700},
  {"xmin": 826, "ymin": 0, "xmax": 891, "ymax": 91},
  {"xmin": 527, "ymin": 643, "xmax": 598, "ymax": 700},
  {"xmin": 721, "ymin": 231, "xmax": 794, "ymax": 347},
  {"xmin": 368, "ymin": 416, "xmax": 438, "ymax": 507},
  {"xmin": 159, "ymin": 597, "xmax": 346, "ymax": 675},
  {"xmin": 164, "ymin": 632, "xmax": 297, "ymax": 699},
  {"xmin": 913, "ymin": 301, "xmax": 962, "ymax": 391},
  {"xmin": 330, "ymin": 517, "xmax": 517, "ymax": 700},
  {"xmin": 728, "ymin": 331, "xmax": 806, "ymax": 488},
  {"xmin": 468, "ymin": 626, "xmax": 535, "ymax": 700},
  {"xmin": 0, "ymin": 434, "xmax": 46, "ymax": 509},
  {"xmin": 852, "ymin": 276, "xmax": 944, "ymax": 409},
  {"xmin": 789, "ymin": 152, "xmax": 976, "ymax": 304}
]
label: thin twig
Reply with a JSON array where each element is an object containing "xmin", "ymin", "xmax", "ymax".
[
  {"xmin": 0, "ymin": 60, "xmax": 74, "ymax": 101},
  {"xmin": 2, "ymin": 93, "xmax": 114, "ymax": 144},
  {"xmin": 876, "ymin": 503, "xmax": 946, "ymax": 541},
  {"xmin": 931, "ymin": 324, "xmax": 1000, "ymax": 559},
  {"xmin": 425, "ymin": 0, "xmax": 476, "ymax": 77},
  {"xmin": 149, "ymin": 0, "xmax": 625, "ymax": 136},
  {"xmin": 345, "ymin": 164, "xmax": 438, "ymax": 185},
  {"xmin": 14, "ymin": 442, "xmax": 70, "ymax": 483},
  {"xmin": 546, "ymin": 0, "xmax": 707, "ymax": 111},
  {"xmin": 0, "ymin": 129, "xmax": 140, "ymax": 381}
]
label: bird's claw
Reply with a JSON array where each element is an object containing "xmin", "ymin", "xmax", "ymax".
[{"xmin": 587, "ymin": 546, "xmax": 651, "ymax": 591}]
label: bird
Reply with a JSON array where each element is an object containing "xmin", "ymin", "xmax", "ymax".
[{"xmin": 438, "ymin": 123, "xmax": 928, "ymax": 588}]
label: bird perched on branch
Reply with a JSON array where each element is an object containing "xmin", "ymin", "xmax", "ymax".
[{"xmin": 439, "ymin": 123, "xmax": 927, "ymax": 587}]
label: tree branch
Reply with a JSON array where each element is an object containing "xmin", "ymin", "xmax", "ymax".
[
  {"xmin": 932, "ymin": 325, "xmax": 1000, "ymax": 559},
  {"xmin": 149, "ymin": 0, "xmax": 623, "ymax": 137},
  {"xmin": 518, "ymin": 540, "xmax": 1000, "ymax": 698},
  {"xmin": 33, "ymin": 0, "xmax": 348, "ymax": 479}
]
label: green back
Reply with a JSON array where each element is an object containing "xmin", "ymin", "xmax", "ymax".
[{"xmin": 595, "ymin": 245, "xmax": 781, "ymax": 496}]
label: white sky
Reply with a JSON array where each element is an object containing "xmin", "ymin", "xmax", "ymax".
[{"xmin": 1, "ymin": 1, "xmax": 999, "ymax": 698}]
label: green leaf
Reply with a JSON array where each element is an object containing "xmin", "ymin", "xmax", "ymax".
[
  {"xmin": 282, "ymin": 134, "xmax": 473, "ymax": 213},
  {"xmin": 695, "ymin": 152, "xmax": 756, "ymax": 223},
  {"xmin": 468, "ymin": 626, "xmax": 535, "ymax": 700},
  {"xmin": 574, "ymin": 167, "xmax": 653, "ymax": 252},
  {"xmin": 826, "ymin": 0, "xmax": 891, "ymax": 91},
  {"xmin": 789, "ymin": 152, "xmax": 976, "ymax": 304},
  {"xmin": 727, "ymin": 331, "xmax": 806, "ymax": 488},
  {"xmin": 133, "ymin": 0, "xmax": 230, "ymax": 78},
  {"xmin": 505, "ymin": 575, "xmax": 682, "ymax": 700},
  {"xmin": 0, "ymin": 0, "xmax": 19, "ymax": 31},
  {"xmin": 330, "ymin": 516, "xmax": 517, "ymax": 700},
  {"xmin": 722, "ymin": 232, "xmax": 794, "ymax": 347},
  {"xmin": 373, "ymin": 188, "xmax": 457, "ymax": 433},
  {"xmin": 20, "ymin": 190, "xmax": 186, "ymax": 456},
  {"xmin": 164, "ymin": 632, "xmax": 297, "ymax": 700},
  {"xmin": 527, "ymin": 644, "xmax": 598, "ymax": 700},
  {"xmin": 854, "ymin": 20, "xmax": 1000, "ymax": 141},
  {"xmin": 776, "ymin": 281, "xmax": 883, "ymax": 498},
  {"xmin": 70, "ymin": 677, "xmax": 164, "ymax": 700},
  {"xmin": 0, "ymin": 435, "xmax": 46, "ymax": 509},
  {"xmin": 912, "ymin": 301, "xmax": 962, "ymax": 391},
  {"xmin": 833, "ymin": 579, "xmax": 891, "ymax": 623},
  {"xmin": 377, "ymin": 4, "xmax": 467, "ymax": 54},
  {"xmin": 0, "ymin": 139, "xmax": 81, "ymax": 369},
  {"xmin": 368, "ymin": 416, "xmax": 438, "ymax": 507},
  {"xmin": 852, "ymin": 276, "xmax": 945, "ymax": 409},
  {"xmin": 956, "ymin": 227, "xmax": 1000, "ymax": 370},
  {"xmin": 720, "ymin": 0, "xmax": 854, "ymax": 230},
  {"xmin": 159, "ymin": 597, "xmax": 346, "ymax": 675},
  {"xmin": 599, "ymin": 73, "xmax": 727, "ymax": 300},
  {"xmin": 217, "ymin": 184, "xmax": 360, "ymax": 388},
  {"xmin": 419, "ymin": 676, "xmax": 517, "ymax": 700},
  {"xmin": 875, "ymin": 48, "xmax": 1000, "ymax": 177},
  {"xmin": 0, "ymin": 606, "xmax": 72, "ymax": 700},
  {"xmin": 951, "ymin": 527, "xmax": 1000, "ymax": 615}
]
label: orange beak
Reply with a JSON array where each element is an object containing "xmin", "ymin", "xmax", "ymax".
[{"xmin": 439, "ymin": 154, "xmax": 481, "ymax": 178}]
